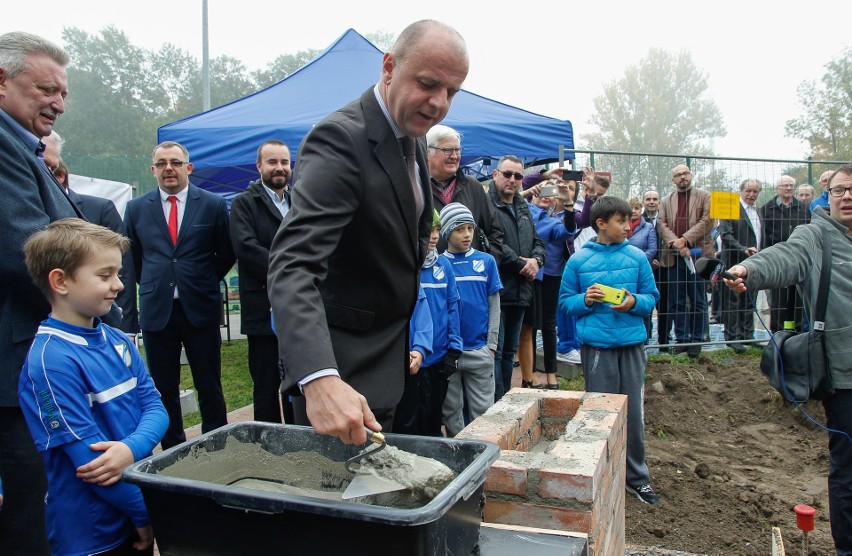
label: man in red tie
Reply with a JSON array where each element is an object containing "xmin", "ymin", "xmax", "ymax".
[{"xmin": 124, "ymin": 141, "xmax": 235, "ymax": 448}]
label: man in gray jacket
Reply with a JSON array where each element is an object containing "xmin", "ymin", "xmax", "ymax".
[{"xmin": 725, "ymin": 164, "xmax": 852, "ymax": 555}]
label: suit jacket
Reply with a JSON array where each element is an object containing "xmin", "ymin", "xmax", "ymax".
[
  {"xmin": 719, "ymin": 203, "xmax": 761, "ymax": 268},
  {"xmin": 124, "ymin": 184, "xmax": 235, "ymax": 332},
  {"xmin": 267, "ymin": 87, "xmax": 433, "ymax": 409},
  {"xmin": 68, "ymin": 189, "xmax": 138, "ymax": 332},
  {"xmin": 0, "ymin": 116, "xmax": 81, "ymax": 406},
  {"xmin": 656, "ymin": 187, "xmax": 715, "ymax": 267},
  {"xmin": 229, "ymin": 179, "xmax": 283, "ymax": 336}
]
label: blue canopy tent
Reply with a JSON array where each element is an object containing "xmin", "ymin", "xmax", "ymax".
[{"xmin": 159, "ymin": 29, "xmax": 574, "ymax": 197}]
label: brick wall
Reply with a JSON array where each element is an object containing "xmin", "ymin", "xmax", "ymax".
[{"xmin": 456, "ymin": 389, "xmax": 627, "ymax": 556}]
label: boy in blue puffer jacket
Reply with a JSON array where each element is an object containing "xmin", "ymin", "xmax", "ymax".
[{"xmin": 559, "ymin": 197, "xmax": 660, "ymax": 505}]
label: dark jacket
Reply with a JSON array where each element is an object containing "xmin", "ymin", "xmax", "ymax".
[
  {"xmin": 124, "ymin": 184, "xmax": 235, "ymax": 331},
  {"xmin": 758, "ymin": 196, "xmax": 810, "ymax": 248},
  {"xmin": 431, "ymin": 170, "xmax": 504, "ymax": 263},
  {"xmin": 229, "ymin": 179, "xmax": 284, "ymax": 336},
  {"xmin": 719, "ymin": 203, "xmax": 761, "ymax": 268},
  {"xmin": 488, "ymin": 182, "xmax": 546, "ymax": 307}
]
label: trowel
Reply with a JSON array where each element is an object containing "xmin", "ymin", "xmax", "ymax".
[{"xmin": 341, "ymin": 429, "xmax": 407, "ymax": 499}]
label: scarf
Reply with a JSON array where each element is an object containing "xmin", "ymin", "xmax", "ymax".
[{"xmin": 422, "ymin": 248, "xmax": 439, "ymax": 269}]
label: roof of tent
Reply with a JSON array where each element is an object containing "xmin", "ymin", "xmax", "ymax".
[{"xmin": 159, "ymin": 29, "xmax": 574, "ymax": 196}]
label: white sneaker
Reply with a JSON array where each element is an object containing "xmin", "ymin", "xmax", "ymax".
[
  {"xmin": 565, "ymin": 350, "xmax": 581, "ymax": 364},
  {"xmin": 557, "ymin": 350, "xmax": 582, "ymax": 365}
]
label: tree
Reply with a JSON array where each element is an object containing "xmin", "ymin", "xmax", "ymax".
[
  {"xmin": 786, "ymin": 47, "xmax": 852, "ymax": 161},
  {"xmin": 252, "ymin": 49, "xmax": 320, "ymax": 89},
  {"xmin": 585, "ymin": 49, "xmax": 726, "ymax": 189}
]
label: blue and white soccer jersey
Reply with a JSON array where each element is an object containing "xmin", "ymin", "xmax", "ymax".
[
  {"xmin": 18, "ymin": 317, "xmax": 167, "ymax": 556},
  {"xmin": 420, "ymin": 256, "xmax": 463, "ymax": 367},
  {"xmin": 441, "ymin": 249, "xmax": 502, "ymax": 350}
]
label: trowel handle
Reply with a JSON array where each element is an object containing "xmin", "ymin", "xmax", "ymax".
[{"xmin": 366, "ymin": 428, "xmax": 385, "ymax": 445}]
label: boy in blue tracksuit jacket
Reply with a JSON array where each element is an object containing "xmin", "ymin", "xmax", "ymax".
[
  {"xmin": 18, "ymin": 219, "xmax": 168, "ymax": 555},
  {"xmin": 394, "ymin": 211, "xmax": 463, "ymax": 436},
  {"xmin": 559, "ymin": 197, "xmax": 661, "ymax": 505}
]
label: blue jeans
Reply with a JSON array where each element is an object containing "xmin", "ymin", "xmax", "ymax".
[
  {"xmin": 666, "ymin": 258, "xmax": 708, "ymax": 343},
  {"xmin": 495, "ymin": 305, "xmax": 525, "ymax": 401}
]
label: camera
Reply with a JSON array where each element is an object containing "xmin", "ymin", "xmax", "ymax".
[{"xmin": 562, "ymin": 169, "xmax": 584, "ymax": 182}]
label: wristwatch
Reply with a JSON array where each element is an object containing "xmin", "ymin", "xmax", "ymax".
[{"xmin": 534, "ymin": 256, "xmax": 544, "ymax": 267}]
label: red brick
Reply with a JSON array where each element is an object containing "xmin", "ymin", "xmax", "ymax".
[
  {"xmin": 537, "ymin": 468, "xmax": 595, "ymax": 503},
  {"xmin": 485, "ymin": 459, "xmax": 528, "ymax": 495},
  {"xmin": 541, "ymin": 392, "xmax": 582, "ymax": 418},
  {"xmin": 457, "ymin": 419, "xmax": 509, "ymax": 449},
  {"xmin": 530, "ymin": 422, "xmax": 542, "ymax": 446},
  {"xmin": 542, "ymin": 420, "xmax": 567, "ymax": 440},
  {"xmin": 581, "ymin": 392, "xmax": 627, "ymax": 413},
  {"xmin": 519, "ymin": 402, "xmax": 540, "ymax": 437},
  {"xmin": 484, "ymin": 499, "xmax": 592, "ymax": 533}
]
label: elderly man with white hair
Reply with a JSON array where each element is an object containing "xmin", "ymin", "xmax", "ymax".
[{"xmin": 426, "ymin": 124, "xmax": 504, "ymax": 262}]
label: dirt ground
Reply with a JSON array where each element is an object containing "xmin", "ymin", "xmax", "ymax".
[{"xmin": 624, "ymin": 350, "xmax": 833, "ymax": 555}]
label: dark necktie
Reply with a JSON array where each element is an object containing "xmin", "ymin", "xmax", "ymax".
[
  {"xmin": 401, "ymin": 137, "xmax": 424, "ymax": 218},
  {"xmin": 167, "ymin": 196, "xmax": 178, "ymax": 245}
]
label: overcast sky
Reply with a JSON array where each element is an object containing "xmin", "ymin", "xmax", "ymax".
[{"xmin": 5, "ymin": 0, "xmax": 849, "ymax": 160}]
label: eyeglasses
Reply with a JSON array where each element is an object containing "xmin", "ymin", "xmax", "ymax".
[
  {"xmin": 828, "ymin": 185, "xmax": 852, "ymax": 197},
  {"xmin": 673, "ymin": 171, "xmax": 691, "ymax": 178},
  {"xmin": 154, "ymin": 160, "xmax": 187, "ymax": 169},
  {"xmin": 499, "ymin": 170, "xmax": 524, "ymax": 181},
  {"xmin": 429, "ymin": 146, "xmax": 462, "ymax": 156}
]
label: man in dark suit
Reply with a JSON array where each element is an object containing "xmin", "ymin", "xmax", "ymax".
[
  {"xmin": 44, "ymin": 132, "xmax": 138, "ymax": 333},
  {"xmin": 0, "ymin": 31, "xmax": 79, "ymax": 554},
  {"xmin": 124, "ymin": 141, "xmax": 235, "ymax": 449},
  {"xmin": 268, "ymin": 20, "xmax": 469, "ymax": 445},
  {"xmin": 229, "ymin": 140, "xmax": 294, "ymax": 423},
  {"xmin": 719, "ymin": 179, "xmax": 763, "ymax": 353}
]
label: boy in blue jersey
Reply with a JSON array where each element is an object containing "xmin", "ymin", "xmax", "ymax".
[
  {"xmin": 559, "ymin": 197, "xmax": 660, "ymax": 505},
  {"xmin": 395, "ymin": 210, "xmax": 463, "ymax": 436},
  {"xmin": 19, "ymin": 219, "xmax": 168, "ymax": 555},
  {"xmin": 394, "ymin": 284, "xmax": 434, "ymax": 434},
  {"xmin": 439, "ymin": 203, "xmax": 503, "ymax": 437}
]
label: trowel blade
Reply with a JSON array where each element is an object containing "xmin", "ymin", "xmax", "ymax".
[{"xmin": 341, "ymin": 472, "xmax": 407, "ymax": 500}]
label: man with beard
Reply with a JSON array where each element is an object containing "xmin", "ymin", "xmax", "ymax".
[
  {"xmin": 759, "ymin": 175, "xmax": 810, "ymax": 332},
  {"xmin": 229, "ymin": 140, "xmax": 294, "ymax": 423},
  {"xmin": 657, "ymin": 164, "xmax": 714, "ymax": 357}
]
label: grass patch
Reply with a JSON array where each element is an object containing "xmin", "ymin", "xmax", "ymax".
[{"xmin": 179, "ymin": 339, "xmax": 253, "ymax": 429}]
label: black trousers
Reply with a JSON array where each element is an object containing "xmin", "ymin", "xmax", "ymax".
[
  {"xmin": 769, "ymin": 285, "xmax": 804, "ymax": 333},
  {"xmin": 721, "ymin": 284, "xmax": 754, "ymax": 341},
  {"xmin": 653, "ymin": 265, "xmax": 671, "ymax": 345},
  {"xmin": 824, "ymin": 390, "xmax": 852, "ymax": 555},
  {"xmin": 143, "ymin": 300, "xmax": 227, "ymax": 449},
  {"xmin": 0, "ymin": 407, "xmax": 50, "ymax": 555},
  {"xmin": 393, "ymin": 364, "xmax": 451, "ymax": 436},
  {"xmin": 536, "ymin": 274, "xmax": 561, "ymax": 373},
  {"xmin": 247, "ymin": 334, "xmax": 293, "ymax": 423}
]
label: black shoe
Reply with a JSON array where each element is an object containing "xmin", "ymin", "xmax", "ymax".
[
  {"xmin": 709, "ymin": 316, "xmax": 720, "ymax": 324},
  {"xmin": 730, "ymin": 343, "xmax": 747, "ymax": 354},
  {"xmin": 657, "ymin": 346, "xmax": 671, "ymax": 354},
  {"xmin": 673, "ymin": 345, "xmax": 689, "ymax": 354},
  {"xmin": 521, "ymin": 380, "xmax": 543, "ymax": 389},
  {"xmin": 687, "ymin": 345, "xmax": 702, "ymax": 358},
  {"xmin": 626, "ymin": 483, "xmax": 661, "ymax": 505},
  {"xmin": 513, "ymin": 360, "xmax": 520, "ymax": 368}
]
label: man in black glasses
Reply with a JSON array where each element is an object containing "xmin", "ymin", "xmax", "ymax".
[
  {"xmin": 488, "ymin": 156, "xmax": 546, "ymax": 401},
  {"xmin": 724, "ymin": 165, "xmax": 852, "ymax": 555},
  {"xmin": 268, "ymin": 20, "xmax": 469, "ymax": 445},
  {"xmin": 426, "ymin": 124, "xmax": 503, "ymax": 262},
  {"xmin": 124, "ymin": 141, "xmax": 235, "ymax": 449}
]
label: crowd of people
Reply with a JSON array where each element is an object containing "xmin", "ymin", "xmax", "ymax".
[{"xmin": 2, "ymin": 21, "xmax": 851, "ymax": 556}]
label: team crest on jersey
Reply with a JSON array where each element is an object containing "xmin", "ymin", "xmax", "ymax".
[
  {"xmin": 49, "ymin": 420, "xmax": 60, "ymax": 429},
  {"xmin": 472, "ymin": 259, "xmax": 485, "ymax": 273},
  {"xmin": 114, "ymin": 343, "xmax": 133, "ymax": 367},
  {"xmin": 432, "ymin": 266, "xmax": 445, "ymax": 280}
]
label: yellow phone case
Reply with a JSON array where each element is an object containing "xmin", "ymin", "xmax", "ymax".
[{"xmin": 594, "ymin": 283, "xmax": 625, "ymax": 305}]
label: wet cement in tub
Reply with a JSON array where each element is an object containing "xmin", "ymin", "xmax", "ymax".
[{"xmin": 157, "ymin": 435, "xmax": 456, "ymax": 509}]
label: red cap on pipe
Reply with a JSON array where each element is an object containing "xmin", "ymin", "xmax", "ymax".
[{"xmin": 794, "ymin": 504, "xmax": 816, "ymax": 532}]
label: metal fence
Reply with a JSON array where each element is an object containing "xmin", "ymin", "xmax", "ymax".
[
  {"xmin": 63, "ymin": 154, "xmax": 157, "ymax": 196},
  {"xmin": 546, "ymin": 148, "xmax": 852, "ymax": 352}
]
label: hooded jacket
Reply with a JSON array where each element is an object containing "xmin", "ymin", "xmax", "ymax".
[{"xmin": 559, "ymin": 240, "xmax": 659, "ymax": 349}]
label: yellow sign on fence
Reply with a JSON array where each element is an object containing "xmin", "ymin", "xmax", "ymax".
[{"xmin": 710, "ymin": 192, "xmax": 741, "ymax": 220}]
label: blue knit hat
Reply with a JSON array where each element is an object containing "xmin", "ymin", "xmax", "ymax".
[{"xmin": 439, "ymin": 202, "xmax": 476, "ymax": 240}]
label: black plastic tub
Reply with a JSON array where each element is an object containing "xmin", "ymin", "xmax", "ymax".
[{"xmin": 124, "ymin": 422, "xmax": 499, "ymax": 555}]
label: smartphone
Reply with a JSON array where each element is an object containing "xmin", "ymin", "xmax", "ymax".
[
  {"xmin": 562, "ymin": 169, "xmax": 585, "ymax": 182},
  {"xmin": 593, "ymin": 283, "xmax": 625, "ymax": 305},
  {"xmin": 539, "ymin": 184, "xmax": 558, "ymax": 197}
]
